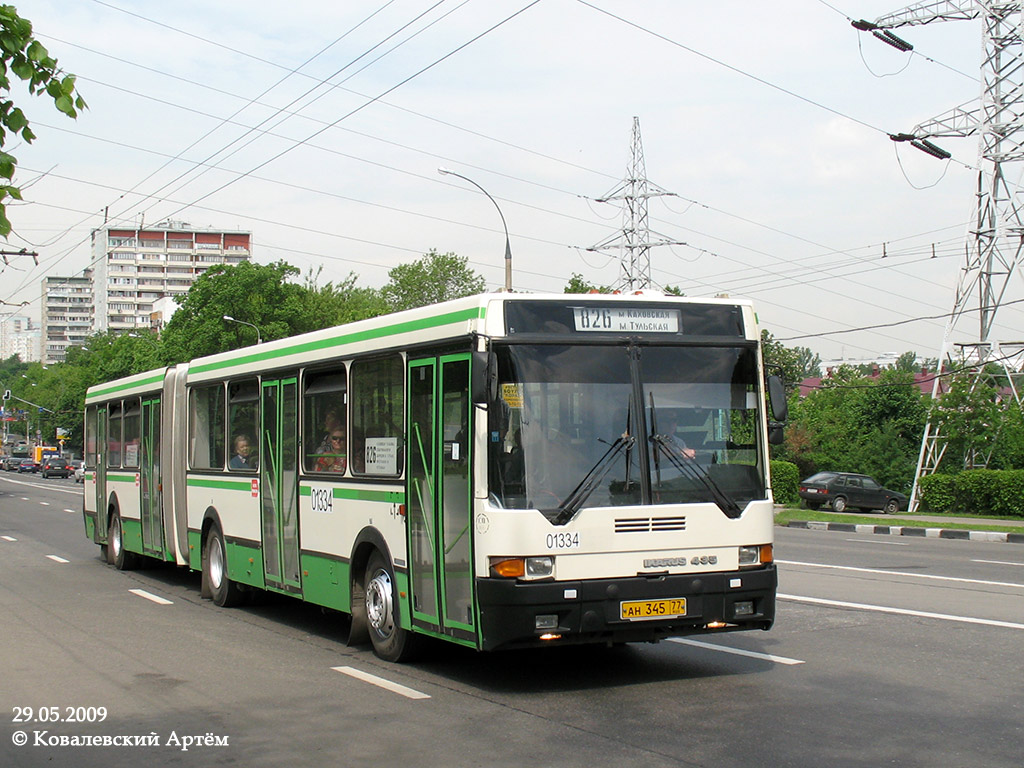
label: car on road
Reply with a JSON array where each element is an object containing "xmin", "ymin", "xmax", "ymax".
[
  {"xmin": 17, "ymin": 458, "xmax": 40, "ymax": 473},
  {"xmin": 72, "ymin": 460, "xmax": 85, "ymax": 483},
  {"xmin": 798, "ymin": 471, "xmax": 908, "ymax": 514},
  {"xmin": 41, "ymin": 457, "xmax": 74, "ymax": 479}
]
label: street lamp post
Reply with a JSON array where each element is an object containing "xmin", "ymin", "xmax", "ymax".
[
  {"xmin": 223, "ymin": 315, "xmax": 263, "ymax": 345},
  {"xmin": 438, "ymin": 167, "xmax": 513, "ymax": 292}
]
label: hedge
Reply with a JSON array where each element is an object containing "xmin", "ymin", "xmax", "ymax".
[
  {"xmin": 917, "ymin": 469, "xmax": 1024, "ymax": 517},
  {"xmin": 770, "ymin": 460, "xmax": 800, "ymax": 505}
]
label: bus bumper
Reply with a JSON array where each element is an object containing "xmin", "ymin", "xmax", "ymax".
[{"xmin": 475, "ymin": 564, "xmax": 776, "ymax": 651}]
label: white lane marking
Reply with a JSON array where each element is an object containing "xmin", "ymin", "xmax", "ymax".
[
  {"xmin": 843, "ymin": 538, "xmax": 909, "ymax": 546},
  {"xmin": 39, "ymin": 502, "xmax": 50, "ymax": 506},
  {"xmin": 972, "ymin": 559, "xmax": 1024, "ymax": 567},
  {"xmin": 20, "ymin": 497, "xmax": 29, "ymax": 501},
  {"xmin": 332, "ymin": 666, "xmax": 430, "ymax": 700},
  {"xmin": 777, "ymin": 559, "xmax": 1024, "ymax": 590},
  {"xmin": 64, "ymin": 509, "xmax": 76, "ymax": 514},
  {"xmin": 129, "ymin": 589, "xmax": 173, "ymax": 605},
  {"xmin": 669, "ymin": 637, "xmax": 804, "ymax": 665},
  {"xmin": 0, "ymin": 475, "xmax": 84, "ymax": 495},
  {"xmin": 2, "ymin": 535, "xmax": 17, "ymax": 542},
  {"xmin": 45, "ymin": 555, "xmax": 70, "ymax": 563},
  {"xmin": 779, "ymin": 593, "xmax": 1024, "ymax": 631}
]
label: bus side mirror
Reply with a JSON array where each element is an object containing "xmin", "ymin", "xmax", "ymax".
[
  {"xmin": 471, "ymin": 350, "xmax": 496, "ymax": 404},
  {"xmin": 767, "ymin": 375, "xmax": 788, "ymax": 422},
  {"xmin": 768, "ymin": 424, "xmax": 785, "ymax": 445}
]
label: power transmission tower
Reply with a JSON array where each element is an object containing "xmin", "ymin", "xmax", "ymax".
[
  {"xmin": 589, "ymin": 117, "xmax": 685, "ymax": 291},
  {"xmin": 856, "ymin": 2, "xmax": 1024, "ymax": 510}
]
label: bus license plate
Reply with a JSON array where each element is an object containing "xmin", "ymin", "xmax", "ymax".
[{"xmin": 620, "ymin": 597, "xmax": 687, "ymax": 621}]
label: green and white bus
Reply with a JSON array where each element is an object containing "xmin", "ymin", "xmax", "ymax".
[{"xmin": 82, "ymin": 292, "xmax": 787, "ymax": 661}]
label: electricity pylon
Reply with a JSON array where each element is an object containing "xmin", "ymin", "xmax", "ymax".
[
  {"xmin": 856, "ymin": 2, "xmax": 1024, "ymax": 510},
  {"xmin": 589, "ymin": 117, "xmax": 685, "ymax": 291}
]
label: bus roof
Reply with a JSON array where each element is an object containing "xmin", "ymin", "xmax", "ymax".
[{"xmin": 86, "ymin": 292, "xmax": 757, "ymax": 401}]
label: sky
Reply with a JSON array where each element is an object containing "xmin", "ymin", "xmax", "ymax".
[{"xmin": 3, "ymin": 0, "xmax": 1020, "ymax": 367}]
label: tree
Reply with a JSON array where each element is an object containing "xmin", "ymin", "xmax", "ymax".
[
  {"xmin": 295, "ymin": 267, "xmax": 385, "ymax": 333},
  {"xmin": 380, "ymin": 250, "xmax": 485, "ymax": 312},
  {"xmin": 160, "ymin": 260, "xmax": 309, "ymax": 363},
  {"xmin": 760, "ymin": 330, "xmax": 812, "ymax": 394},
  {"xmin": 0, "ymin": 6, "xmax": 86, "ymax": 235},
  {"xmin": 564, "ymin": 273, "xmax": 609, "ymax": 294}
]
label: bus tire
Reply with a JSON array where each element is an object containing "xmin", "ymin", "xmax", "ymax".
[
  {"xmin": 364, "ymin": 551, "xmax": 418, "ymax": 662},
  {"xmin": 204, "ymin": 525, "xmax": 244, "ymax": 607},
  {"xmin": 108, "ymin": 511, "xmax": 138, "ymax": 570}
]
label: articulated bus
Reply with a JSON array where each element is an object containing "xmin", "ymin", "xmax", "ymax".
[{"xmin": 82, "ymin": 293, "xmax": 787, "ymax": 661}]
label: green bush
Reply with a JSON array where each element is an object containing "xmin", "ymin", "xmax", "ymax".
[
  {"xmin": 991, "ymin": 470, "xmax": 1024, "ymax": 517},
  {"xmin": 952, "ymin": 469, "xmax": 997, "ymax": 515},
  {"xmin": 921, "ymin": 469, "xmax": 1024, "ymax": 517},
  {"xmin": 917, "ymin": 473, "xmax": 954, "ymax": 513},
  {"xmin": 770, "ymin": 460, "xmax": 800, "ymax": 505}
]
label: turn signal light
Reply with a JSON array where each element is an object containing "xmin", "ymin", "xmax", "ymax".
[{"xmin": 490, "ymin": 557, "xmax": 525, "ymax": 578}]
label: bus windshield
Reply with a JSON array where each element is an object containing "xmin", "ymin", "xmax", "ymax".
[{"xmin": 487, "ymin": 343, "xmax": 766, "ymax": 518}]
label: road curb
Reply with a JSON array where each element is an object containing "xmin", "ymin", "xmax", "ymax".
[{"xmin": 785, "ymin": 520, "xmax": 1024, "ymax": 545}]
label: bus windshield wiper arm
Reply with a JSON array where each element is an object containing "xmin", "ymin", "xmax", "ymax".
[
  {"xmin": 650, "ymin": 435, "xmax": 743, "ymax": 519},
  {"xmin": 550, "ymin": 433, "xmax": 635, "ymax": 526}
]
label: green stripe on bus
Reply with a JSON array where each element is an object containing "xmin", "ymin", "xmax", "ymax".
[
  {"xmin": 88, "ymin": 373, "xmax": 166, "ymax": 399},
  {"xmin": 106, "ymin": 474, "xmax": 137, "ymax": 483},
  {"xmin": 190, "ymin": 306, "xmax": 485, "ymax": 375},
  {"xmin": 298, "ymin": 485, "xmax": 405, "ymax": 504},
  {"xmin": 187, "ymin": 477, "xmax": 254, "ymax": 492}
]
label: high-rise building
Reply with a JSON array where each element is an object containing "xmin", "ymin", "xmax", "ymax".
[
  {"xmin": 41, "ymin": 221, "xmax": 253, "ymax": 363},
  {"xmin": 91, "ymin": 220, "xmax": 252, "ymax": 334},
  {"xmin": 41, "ymin": 270, "xmax": 93, "ymax": 364},
  {"xmin": 0, "ymin": 313, "xmax": 41, "ymax": 362}
]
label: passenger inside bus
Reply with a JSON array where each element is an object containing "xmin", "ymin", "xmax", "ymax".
[
  {"xmin": 316, "ymin": 430, "xmax": 347, "ymax": 473},
  {"xmin": 230, "ymin": 434, "xmax": 254, "ymax": 470}
]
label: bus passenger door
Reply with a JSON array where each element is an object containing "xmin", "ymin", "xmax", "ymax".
[
  {"xmin": 140, "ymin": 397, "xmax": 164, "ymax": 557},
  {"xmin": 407, "ymin": 354, "xmax": 476, "ymax": 645},
  {"xmin": 261, "ymin": 378, "xmax": 301, "ymax": 593},
  {"xmin": 95, "ymin": 407, "xmax": 108, "ymax": 542}
]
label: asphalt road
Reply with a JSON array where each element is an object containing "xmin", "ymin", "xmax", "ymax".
[{"xmin": 2, "ymin": 473, "xmax": 1022, "ymax": 768}]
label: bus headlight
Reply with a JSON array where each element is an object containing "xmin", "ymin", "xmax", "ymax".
[
  {"xmin": 738, "ymin": 544, "xmax": 772, "ymax": 567},
  {"xmin": 489, "ymin": 556, "xmax": 554, "ymax": 580}
]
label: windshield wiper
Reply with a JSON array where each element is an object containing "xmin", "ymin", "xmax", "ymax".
[
  {"xmin": 548, "ymin": 433, "xmax": 635, "ymax": 526},
  {"xmin": 650, "ymin": 434, "xmax": 743, "ymax": 519}
]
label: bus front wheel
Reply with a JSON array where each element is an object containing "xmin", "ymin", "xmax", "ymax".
[
  {"xmin": 364, "ymin": 552, "xmax": 418, "ymax": 662},
  {"xmin": 204, "ymin": 526, "xmax": 244, "ymax": 607}
]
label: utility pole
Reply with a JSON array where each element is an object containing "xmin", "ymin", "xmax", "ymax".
[
  {"xmin": 589, "ymin": 117, "xmax": 685, "ymax": 291},
  {"xmin": 855, "ymin": 2, "xmax": 1024, "ymax": 510}
]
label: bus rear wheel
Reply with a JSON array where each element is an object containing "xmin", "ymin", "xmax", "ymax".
[
  {"xmin": 108, "ymin": 511, "xmax": 138, "ymax": 570},
  {"xmin": 204, "ymin": 525, "xmax": 244, "ymax": 607},
  {"xmin": 364, "ymin": 552, "xmax": 418, "ymax": 662}
]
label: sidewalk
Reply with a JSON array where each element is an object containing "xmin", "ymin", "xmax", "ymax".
[{"xmin": 778, "ymin": 507, "xmax": 1024, "ymax": 545}]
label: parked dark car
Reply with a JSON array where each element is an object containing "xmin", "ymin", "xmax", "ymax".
[
  {"xmin": 17, "ymin": 458, "xmax": 40, "ymax": 473},
  {"xmin": 41, "ymin": 457, "xmax": 74, "ymax": 479},
  {"xmin": 798, "ymin": 471, "xmax": 908, "ymax": 514}
]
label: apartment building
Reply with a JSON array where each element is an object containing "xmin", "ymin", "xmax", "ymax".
[
  {"xmin": 41, "ymin": 271, "xmax": 93, "ymax": 364},
  {"xmin": 40, "ymin": 221, "xmax": 252, "ymax": 363},
  {"xmin": 92, "ymin": 220, "xmax": 252, "ymax": 334},
  {"xmin": 0, "ymin": 313, "xmax": 41, "ymax": 362}
]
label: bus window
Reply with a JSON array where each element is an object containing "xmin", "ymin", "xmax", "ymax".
[
  {"xmin": 85, "ymin": 406, "xmax": 97, "ymax": 468},
  {"xmin": 107, "ymin": 402, "xmax": 123, "ymax": 468},
  {"xmin": 227, "ymin": 379, "xmax": 259, "ymax": 472},
  {"xmin": 190, "ymin": 384, "xmax": 226, "ymax": 470},
  {"xmin": 351, "ymin": 355, "xmax": 403, "ymax": 477},
  {"xmin": 303, "ymin": 368, "xmax": 347, "ymax": 474},
  {"xmin": 122, "ymin": 398, "xmax": 141, "ymax": 468}
]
